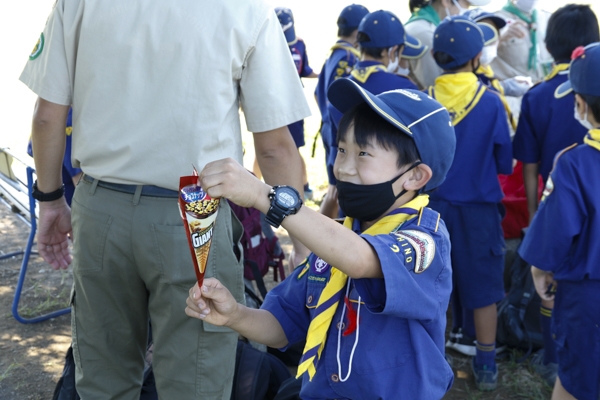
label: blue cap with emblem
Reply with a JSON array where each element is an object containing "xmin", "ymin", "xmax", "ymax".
[
  {"xmin": 433, "ymin": 15, "xmax": 485, "ymax": 70},
  {"xmin": 338, "ymin": 4, "xmax": 370, "ymax": 29},
  {"xmin": 327, "ymin": 78, "xmax": 456, "ymax": 191},
  {"xmin": 275, "ymin": 7, "xmax": 296, "ymax": 45},
  {"xmin": 358, "ymin": 10, "xmax": 427, "ymax": 59},
  {"xmin": 555, "ymin": 42, "xmax": 600, "ymax": 98}
]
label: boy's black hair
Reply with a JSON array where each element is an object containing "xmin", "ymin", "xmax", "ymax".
[
  {"xmin": 433, "ymin": 51, "xmax": 469, "ymax": 71},
  {"xmin": 409, "ymin": 0, "xmax": 433, "ymax": 13},
  {"xmin": 577, "ymin": 93, "xmax": 600, "ymax": 124},
  {"xmin": 337, "ymin": 102, "xmax": 421, "ymax": 168},
  {"xmin": 357, "ymin": 32, "xmax": 386, "ymax": 59},
  {"xmin": 545, "ymin": 4, "xmax": 599, "ymax": 62},
  {"xmin": 337, "ymin": 21, "xmax": 357, "ymax": 38}
]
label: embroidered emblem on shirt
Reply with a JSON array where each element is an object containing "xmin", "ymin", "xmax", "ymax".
[
  {"xmin": 313, "ymin": 257, "xmax": 330, "ymax": 274},
  {"xmin": 394, "ymin": 230, "xmax": 435, "ymax": 274},
  {"xmin": 29, "ymin": 33, "xmax": 44, "ymax": 60}
]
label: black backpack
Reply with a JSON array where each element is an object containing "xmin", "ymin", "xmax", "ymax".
[{"xmin": 496, "ymin": 244, "xmax": 544, "ymax": 356}]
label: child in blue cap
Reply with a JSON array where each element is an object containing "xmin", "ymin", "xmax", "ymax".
[
  {"xmin": 328, "ymin": 10, "xmax": 428, "ymax": 151},
  {"xmin": 518, "ymin": 42, "xmax": 600, "ymax": 400},
  {"xmin": 315, "ymin": 4, "xmax": 369, "ymax": 219},
  {"xmin": 512, "ymin": 4, "xmax": 599, "ymax": 387},
  {"xmin": 186, "ymin": 79, "xmax": 456, "ymax": 399},
  {"xmin": 427, "ymin": 15, "xmax": 513, "ymax": 391}
]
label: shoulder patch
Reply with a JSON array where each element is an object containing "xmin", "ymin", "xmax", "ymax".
[
  {"xmin": 394, "ymin": 230, "xmax": 435, "ymax": 274},
  {"xmin": 29, "ymin": 33, "xmax": 44, "ymax": 60}
]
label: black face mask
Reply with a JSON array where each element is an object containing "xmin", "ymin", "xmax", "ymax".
[{"xmin": 336, "ymin": 162, "xmax": 422, "ymax": 222}]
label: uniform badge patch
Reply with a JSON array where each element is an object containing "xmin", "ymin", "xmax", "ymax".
[
  {"xmin": 394, "ymin": 230, "xmax": 435, "ymax": 274},
  {"xmin": 29, "ymin": 33, "xmax": 44, "ymax": 60},
  {"xmin": 312, "ymin": 257, "xmax": 330, "ymax": 274}
]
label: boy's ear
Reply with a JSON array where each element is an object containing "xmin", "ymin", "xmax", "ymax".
[{"xmin": 403, "ymin": 163, "xmax": 433, "ymax": 192}]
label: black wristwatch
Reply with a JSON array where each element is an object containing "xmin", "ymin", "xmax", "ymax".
[
  {"xmin": 265, "ymin": 185, "xmax": 303, "ymax": 228},
  {"xmin": 32, "ymin": 180, "xmax": 65, "ymax": 202}
]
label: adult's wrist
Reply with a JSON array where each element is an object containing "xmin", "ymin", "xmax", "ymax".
[{"xmin": 32, "ymin": 180, "xmax": 65, "ymax": 202}]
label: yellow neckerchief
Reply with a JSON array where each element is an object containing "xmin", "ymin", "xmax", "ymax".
[
  {"xmin": 584, "ymin": 129, "xmax": 600, "ymax": 151},
  {"xmin": 296, "ymin": 195, "xmax": 430, "ymax": 381},
  {"xmin": 330, "ymin": 42, "xmax": 361, "ymax": 59},
  {"xmin": 429, "ymin": 72, "xmax": 486, "ymax": 126},
  {"xmin": 543, "ymin": 63, "xmax": 569, "ymax": 81},
  {"xmin": 476, "ymin": 65, "xmax": 516, "ymax": 130},
  {"xmin": 350, "ymin": 63, "xmax": 387, "ymax": 84}
]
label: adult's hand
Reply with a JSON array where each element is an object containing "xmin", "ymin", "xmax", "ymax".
[{"xmin": 37, "ymin": 198, "xmax": 72, "ymax": 269}]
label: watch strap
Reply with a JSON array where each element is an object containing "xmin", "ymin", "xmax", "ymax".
[{"xmin": 32, "ymin": 180, "xmax": 65, "ymax": 202}]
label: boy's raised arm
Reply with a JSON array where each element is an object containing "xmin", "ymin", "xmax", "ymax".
[{"xmin": 199, "ymin": 158, "xmax": 383, "ymax": 279}]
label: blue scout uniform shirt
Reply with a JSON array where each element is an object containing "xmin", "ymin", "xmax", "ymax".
[
  {"xmin": 519, "ymin": 142, "xmax": 600, "ymax": 281},
  {"xmin": 287, "ymin": 38, "xmax": 314, "ymax": 143},
  {"xmin": 27, "ymin": 108, "xmax": 81, "ymax": 205},
  {"xmin": 430, "ymin": 90, "xmax": 513, "ymax": 204},
  {"xmin": 262, "ymin": 207, "xmax": 454, "ymax": 399},
  {"xmin": 328, "ymin": 60, "xmax": 419, "ymax": 131},
  {"xmin": 512, "ymin": 65, "xmax": 587, "ymax": 181},
  {"xmin": 315, "ymin": 40, "xmax": 360, "ymax": 165}
]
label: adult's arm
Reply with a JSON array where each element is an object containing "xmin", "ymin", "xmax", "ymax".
[
  {"xmin": 31, "ymin": 97, "xmax": 73, "ymax": 269},
  {"xmin": 253, "ymin": 127, "xmax": 310, "ymax": 262}
]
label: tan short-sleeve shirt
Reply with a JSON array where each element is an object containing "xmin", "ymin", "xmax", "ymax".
[
  {"xmin": 405, "ymin": 20, "xmax": 442, "ymax": 90},
  {"xmin": 20, "ymin": 0, "xmax": 311, "ymax": 190}
]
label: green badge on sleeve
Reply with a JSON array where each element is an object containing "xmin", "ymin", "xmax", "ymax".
[{"xmin": 29, "ymin": 33, "xmax": 44, "ymax": 60}]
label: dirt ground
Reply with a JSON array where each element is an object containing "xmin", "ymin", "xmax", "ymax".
[{"xmin": 0, "ymin": 200, "xmax": 552, "ymax": 400}]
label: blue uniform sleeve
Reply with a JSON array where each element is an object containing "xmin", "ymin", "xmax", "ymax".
[
  {"xmin": 513, "ymin": 93, "xmax": 540, "ymax": 164},
  {"xmin": 492, "ymin": 95, "xmax": 513, "ymax": 175},
  {"xmin": 299, "ymin": 46, "xmax": 313, "ymax": 77},
  {"xmin": 353, "ymin": 228, "xmax": 452, "ymax": 322},
  {"xmin": 519, "ymin": 154, "xmax": 585, "ymax": 271},
  {"xmin": 328, "ymin": 103, "xmax": 344, "ymax": 131},
  {"xmin": 261, "ymin": 262, "xmax": 311, "ymax": 348}
]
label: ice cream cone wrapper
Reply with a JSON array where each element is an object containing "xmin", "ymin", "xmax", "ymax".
[{"xmin": 178, "ymin": 174, "xmax": 220, "ymax": 287}]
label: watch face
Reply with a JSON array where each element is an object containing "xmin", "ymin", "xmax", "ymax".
[{"xmin": 277, "ymin": 187, "xmax": 298, "ymax": 207}]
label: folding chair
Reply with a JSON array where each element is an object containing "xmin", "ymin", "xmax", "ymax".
[{"xmin": 0, "ymin": 147, "xmax": 71, "ymax": 323}]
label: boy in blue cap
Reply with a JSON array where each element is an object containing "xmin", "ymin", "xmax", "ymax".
[
  {"xmin": 328, "ymin": 10, "xmax": 428, "ymax": 152},
  {"xmin": 519, "ymin": 42, "xmax": 600, "ymax": 400},
  {"xmin": 315, "ymin": 4, "xmax": 369, "ymax": 218},
  {"xmin": 427, "ymin": 15, "xmax": 513, "ymax": 391},
  {"xmin": 511, "ymin": 5, "xmax": 599, "ymax": 385},
  {"xmin": 186, "ymin": 79, "xmax": 456, "ymax": 399},
  {"xmin": 273, "ymin": 7, "xmax": 318, "ymax": 200}
]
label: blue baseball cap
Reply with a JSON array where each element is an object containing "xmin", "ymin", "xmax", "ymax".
[
  {"xmin": 327, "ymin": 78, "xmax": 456, "ymax": 191},
  {"xmin": 275, "ymin": 7, "xmax": 296, "ymax": 45},
  {"xmin": 463, "ymin": 9, "xmax": 505, "ymax": 45},
  {"xmin": 338, "ymin": 4, "xmax": 370, "ymax": 29},
  {"xmin": 556, "ymin": 42, "xmax": 600, "ymax": 98},
  {"xmin": 433, "ymin": 15, "xmax": 484, "ymax": 70},
  {"xmin": 358, "ymin": 10, "xmax": 427, "ymax": 59}
]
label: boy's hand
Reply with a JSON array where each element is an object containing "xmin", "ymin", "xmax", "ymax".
[
  {"xmin": 531, "ymin": 266, "xmax": 557, "ymax": 301},
  {"xmin": 199, "ymin": 158, "xmax": 270, "ymax": 210},
  {"xmin": 185, "ymin": 278, "xmax": 240, "ymax": 326}
]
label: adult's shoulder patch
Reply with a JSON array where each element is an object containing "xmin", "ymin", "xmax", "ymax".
[
  {"xmin": 394, "ymin": 230, "xmax": 435, "ymax": 274},
  {"xmin": 29, "ymin": 33, "xmax": 44, "ymax": 60}
]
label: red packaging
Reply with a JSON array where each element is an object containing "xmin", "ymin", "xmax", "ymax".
[{"xmin": 178, "ymin": 172, "xmax": 220, "ymax": 287}]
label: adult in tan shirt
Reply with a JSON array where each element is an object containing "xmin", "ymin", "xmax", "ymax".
[{"xmin": 20, "ymin": 0, "xmax": 310, "ymax": 398}]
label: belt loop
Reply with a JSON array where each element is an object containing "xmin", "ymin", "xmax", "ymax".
[
  {"xmin": 132, "ymin": 185, "xmax": 143, "ymax": 206},
  {"xmin": 89, "ymin": 178, "xmax": 100, "ymax": 195}
]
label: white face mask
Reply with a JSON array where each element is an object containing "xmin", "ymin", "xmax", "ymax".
[
  {"xmin": 396, "ymin": 66, "xmax": 411, "ymax": 76},
  {"xmin": 574, "ymin": 103, "xmax": 594, "ymax": 130},
  {"xmin": 514, "ymin": 0, "xmax": 538, "ymax": 14},
  {"xmin": 387, "ymin": 47, "xmax": 400, "ymax": 73},
  {"xmin": 480, "ymin": 43, "xmax": 498, "ymax": 65}
]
